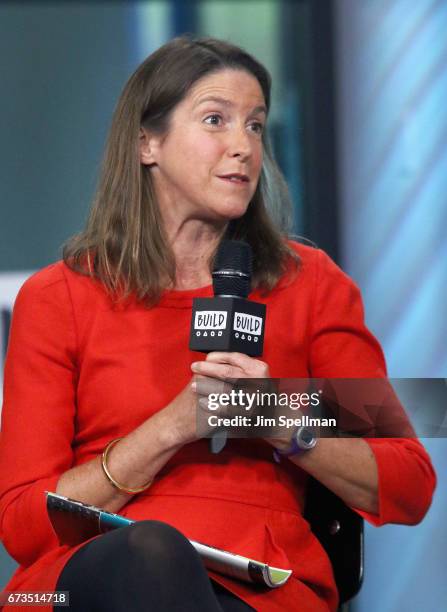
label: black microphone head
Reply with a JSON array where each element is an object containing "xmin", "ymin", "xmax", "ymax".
[{"xmin": 212, "ymin": 240, "xmax": 252, "ymax": 298}]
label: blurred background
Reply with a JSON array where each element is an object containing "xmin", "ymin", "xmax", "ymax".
[{"xmin": 0, "ymin": 1, "xmax": 445, "ymax": 610}]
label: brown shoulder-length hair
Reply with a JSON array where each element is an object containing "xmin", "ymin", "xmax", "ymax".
[{"xmin": 63, "ymin": 36, "xmax": 299, "ymax": 304}]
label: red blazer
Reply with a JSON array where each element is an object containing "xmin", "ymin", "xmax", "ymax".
[{"xmin": 0, "ymin": 243, "xmax": 436, "ymax": 611}]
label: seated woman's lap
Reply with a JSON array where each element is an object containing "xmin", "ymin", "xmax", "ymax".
[{"xmin": 54, "ymin": 520, "xmax": 254, "ymax": 611}]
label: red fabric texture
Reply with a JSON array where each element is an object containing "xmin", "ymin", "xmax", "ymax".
[{"xmin": 0, "ymin": 243, "xmax": 436, "ymax": 611}]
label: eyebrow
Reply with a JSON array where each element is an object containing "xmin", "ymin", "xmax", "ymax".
[{"xmin": 194, "ymin": 95, "xmax": 267, "ymax": 115}]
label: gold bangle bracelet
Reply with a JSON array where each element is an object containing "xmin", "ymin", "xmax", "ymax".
[{"xmin": 101, "ymin": 438, "xmax": 153, "ymax": 495}]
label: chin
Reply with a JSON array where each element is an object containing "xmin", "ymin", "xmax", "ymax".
[{"xmin": 214, "ymin": 200, "xmax": 250, "ymax": 221}]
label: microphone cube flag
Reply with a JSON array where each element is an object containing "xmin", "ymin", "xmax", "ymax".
[{"xmin": 189, "ymin": 296, "xmax": 266, "ymax": 356}]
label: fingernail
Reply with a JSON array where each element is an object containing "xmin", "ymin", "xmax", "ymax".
[
  {"xmin": 191, "ymin": 362, "xmax": 199, "ymax": 371},
  {"xmin": 191, "ymin": 381, "xmax": 197, "ymax": 391}
]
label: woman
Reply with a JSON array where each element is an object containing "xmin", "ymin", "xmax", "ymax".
[{"xmin": 0, "ymin": 37, "xmax": 436, "ymax": 611}]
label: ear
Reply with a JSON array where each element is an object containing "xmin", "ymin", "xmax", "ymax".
[{"xmin": 139, "ymin": 127, "xmax": 160, "ymax": 166}]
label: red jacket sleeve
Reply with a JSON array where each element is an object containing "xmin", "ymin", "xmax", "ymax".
[
  {"xmin": 0, "ymin": 264, "xmax": 77, "ymax": 566},
  {"xmin": 308, "ymin": 249, "xmax": 436, "ymax": 525},
  {"xmin": 353, "ymin": 438, "xmax": 436, "ymax": 526}
]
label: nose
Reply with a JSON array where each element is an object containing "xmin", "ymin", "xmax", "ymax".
[{"xmin": 227, "ymin": 124, "xmax": 252, "ymax": 160}]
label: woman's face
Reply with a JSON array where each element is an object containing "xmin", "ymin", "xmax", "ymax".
[{"xmin": 141, "ymin": 68, "xmax": 266, "ymax": 224}]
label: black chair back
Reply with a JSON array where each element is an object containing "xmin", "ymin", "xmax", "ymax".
[{"xmin": 304, "ymin": 477, "xmax": 364, "ymax": 604}]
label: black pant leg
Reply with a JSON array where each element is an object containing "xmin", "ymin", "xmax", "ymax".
[
  {"xmin": 212, "ymin": 581, "xmax": 255, "ymax": 611},
  {"xmin": 55, "ymin": 520, "xmax": 223, "ymax": 611}
]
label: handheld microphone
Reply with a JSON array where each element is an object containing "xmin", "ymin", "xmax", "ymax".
[
  {"xmin": 189, "ymin": 239, "xmax": 267, "ymax": 453},
  {"xmin": 189, "ymin": 240, "xmax": 266, "ymax": 355}
]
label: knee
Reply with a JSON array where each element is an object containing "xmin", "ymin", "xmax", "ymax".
[{"xmin": 126, "ymin": 520, "xmax": 196, "ymax": 568}]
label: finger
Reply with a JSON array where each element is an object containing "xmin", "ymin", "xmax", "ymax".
[
  {"xmin": 205, "ymin": 352, "xmax": 255, "ymax": 368},
  {"xmin": 197, "ymin": 390, "xmax": 241, "ymax": 420},
  {"xmin": 194, "ymin": 375, "xmax": 233, "ymax": 397},
  {"xmin": 198, "ymin": 395, "xmax": 213, "ymax": 413},
  {"xmin": 206, "ymin": 352, "xmax": 270, "ymax": 378},
  {"xmin": 191, "ymin": 360, "xmax": 240, "ymax": 382}
]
